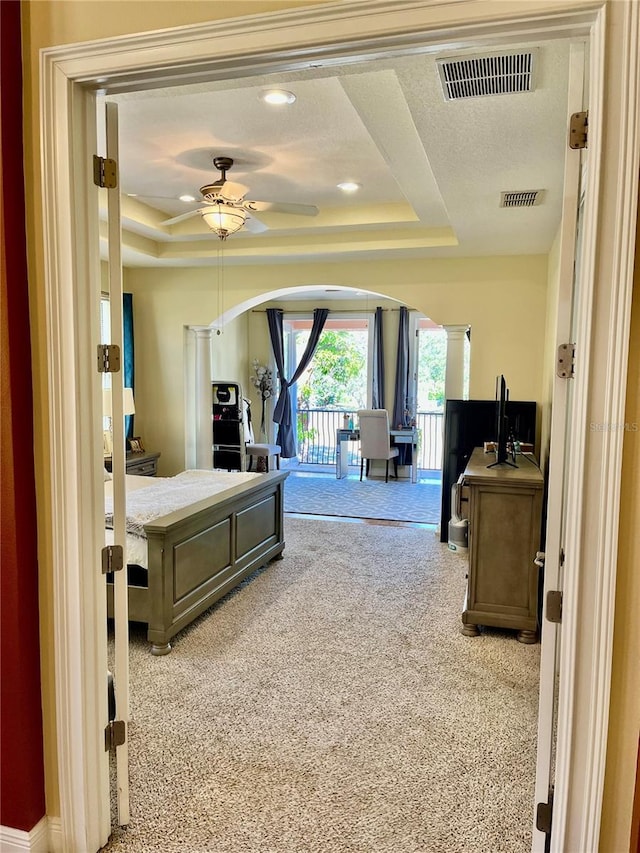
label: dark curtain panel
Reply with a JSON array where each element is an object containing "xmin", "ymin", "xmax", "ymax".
[
  {"xmin": 123, "ymin": 293, "xmax": 135, "ymax": 439},
  {"xmin": 392, "ymin": 306, "xmax": 410, "ymax": 429},
  {"xmin": 372, "ymin": 306, "xmax": 385, "ymax": 409},
  {"xmin": 267, "ymin": 307, "xmax": 329, "ymax": 458}
]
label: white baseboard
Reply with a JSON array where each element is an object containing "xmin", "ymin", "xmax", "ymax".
[
  {"xmin": 0, "ymin": 817, "xmax": 61, "ymax": 853},
  {"xmin": 46, "ymin": 819, "xmax": 62, "ymax": 853}
]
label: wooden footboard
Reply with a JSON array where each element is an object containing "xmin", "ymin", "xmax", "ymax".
[{"xmin": 107, "ymin": 471, "xmax": 287, "ymax": 654}]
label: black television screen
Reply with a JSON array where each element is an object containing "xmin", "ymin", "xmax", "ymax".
[{"xmin": 488, "ymin": 374, "xmax": 516, "ymax": 469}]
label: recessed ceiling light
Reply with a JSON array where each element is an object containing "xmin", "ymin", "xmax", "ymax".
[
  {"xmin": 261, "ymin": 89, "xmax": 296, "ymax": 105},
  {"xmin": 126, "ymin": 193, "xmax": 138, "ymax": 198},
  {"xmin": 337, "ymin": 181, "xmax": 361, "ymax": 193},
  {"xmin": 179, "ymin": 194, "xmax": 196, "ymax": 203}
]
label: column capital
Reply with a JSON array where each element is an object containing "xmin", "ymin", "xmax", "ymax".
[
  {"xmin": 188, "ymin": 325, "xmax": 214, "ymax": 339},
  {"xmin": 443, "ymin": 324, "xmax": 469, "ymax": 338}
]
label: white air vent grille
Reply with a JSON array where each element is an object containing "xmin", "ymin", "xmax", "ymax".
[
  {"xmin": 500, "ymin": 190, "xmax": 544, "ymax": 208},
  {"xmin": 437, "ymin": 50, "xmax": 536, "ymax": 101}
]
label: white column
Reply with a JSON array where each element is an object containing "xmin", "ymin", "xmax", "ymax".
[
  {"xmin": 185, "ymin": 326, "xmax": 214, "ymax": 469},
  {"xmin": 444, "ymin": 325, "xmax": 468, "ymax": 400}
]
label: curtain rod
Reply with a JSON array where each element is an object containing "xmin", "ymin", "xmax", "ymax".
[{"xmin": 251, "ymin": 307, "xmax": 403, "ymax": 313}]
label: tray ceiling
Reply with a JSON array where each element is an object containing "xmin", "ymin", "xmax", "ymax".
[{"xmin": 102, "ymin": 39, "xmax": 572, "ymax": 267}]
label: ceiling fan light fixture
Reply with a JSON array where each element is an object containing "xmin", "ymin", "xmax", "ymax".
[
  {"xmin": 337, "ymin": 181, "xmax": 361, "ymax": 192},
  {"xmin": 201, "ymin": 204, "xmax": 247, "ymax": 240},
  {"xmin": 261, "ymin": 89, "xmax": 296, "ymax": 105}
]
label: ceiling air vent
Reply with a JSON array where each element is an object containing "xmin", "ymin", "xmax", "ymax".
[
  {"xmin": 437, "ymin": 49, "xmax": 537, "ymax": 101},
  {"xmin": 500, "ymin": 190, "xmax": 544, "ymax": 208}
]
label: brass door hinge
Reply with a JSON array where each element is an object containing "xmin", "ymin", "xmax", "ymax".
[
  {"xmin": 546, "ymin": 590, "xmax": 563, "ymax": 624},
  {"xmin": 102, "ymin": 544, "xmax": 124, "ymax": 575},
  {"xmin": 569, "ymin": 111, "xmax": 588, "ymax": 150},
  {"xmin": 105, "ymin": 720, "xmax": 126, "ymax": 751},
  {"xmin": 536, "ymin": 798, "xmax": 553, "ymax": 835},
  {"xmin": 93, "ymin": 155, "xmax": 118, "ymax": 189},
  {"xmin": 97, "ymin": 344, "xmax": 121, "ymax": 374}
]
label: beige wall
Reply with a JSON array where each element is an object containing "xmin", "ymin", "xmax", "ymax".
[{"xmin": 125, "ymin": 256, "xmax": 548, "ymax": 474}]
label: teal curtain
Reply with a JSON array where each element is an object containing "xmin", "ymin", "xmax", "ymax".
[{"xmin": 123, "ymin": 293, "xmax": 135, "ymax": 440}]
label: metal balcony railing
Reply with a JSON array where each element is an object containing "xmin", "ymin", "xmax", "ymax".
[{"xmin": 296, "ymin": 408, "xmax": 443, "ymax": 471}]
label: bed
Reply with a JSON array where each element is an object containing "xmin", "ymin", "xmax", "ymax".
[{"xmin": 105, "ymin": 469, "xmax": 288, "ymax": 654}]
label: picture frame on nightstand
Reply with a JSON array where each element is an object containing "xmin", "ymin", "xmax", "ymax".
[{"xmin": 128, "ymin": 436, "xmax": 144, "ymax": 453}]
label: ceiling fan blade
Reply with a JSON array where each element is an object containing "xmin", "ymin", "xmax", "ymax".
[
  {"xmin": 161, "ymin": 208, "xmax": 205, "ymax": 226},
  {"xmin": 244, "ymin": 215, "xmax": 269, "ymax": 234},
  {"xmin": 248, "ymin": 200, "xmax": 319, "ymax": 217}
]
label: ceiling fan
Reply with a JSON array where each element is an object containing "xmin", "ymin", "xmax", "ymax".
[{"xmin": 160, "ymin": 156, "xmax": 319, "ymax": 239}]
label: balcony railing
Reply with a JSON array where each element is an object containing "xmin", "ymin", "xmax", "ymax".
[{"xmin": 296, "ymin": 408, "xmax": 443, "ymax": 471}]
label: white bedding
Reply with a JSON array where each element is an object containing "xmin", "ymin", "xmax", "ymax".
[{"xmin": 105, "ymin": 469, "xmax": 262, "ymax": 570}]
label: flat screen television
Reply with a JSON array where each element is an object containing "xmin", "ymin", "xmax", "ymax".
[{"xmin": 487, "ymin": 374, "xmax": 516, "ymax": 468}]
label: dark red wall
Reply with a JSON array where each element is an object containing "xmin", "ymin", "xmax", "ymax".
[{"xmin": 0, "ymin": 0, "xmax": 47, "ymax": 833}]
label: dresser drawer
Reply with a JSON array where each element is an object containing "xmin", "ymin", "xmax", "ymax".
[{"xmin": 126, "ymin": 457, "xmax": 158, "ymax": 476}]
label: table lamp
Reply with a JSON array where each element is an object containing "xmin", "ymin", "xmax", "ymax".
[{"xmin": 103, "ymin": 387, "xmax": 135, "ymax": 454}]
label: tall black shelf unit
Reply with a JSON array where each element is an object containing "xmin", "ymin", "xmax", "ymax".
[{"xmin": 212, "ymin": 382, "xmax": 245, "ymax": 471}]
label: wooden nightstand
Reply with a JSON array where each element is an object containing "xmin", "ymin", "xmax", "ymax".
[{"xmin": 105, "ymin": 450, "xmax": 160, "ymax": 476}]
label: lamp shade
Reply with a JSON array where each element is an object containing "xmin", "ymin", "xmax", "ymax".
[
  {"xmin": 103, "ymin": 387, "xmax": 135, "ymax": 416},
  {"xmin": 201, "ymin": 203, "xmax": 247, "ymax": 240}
]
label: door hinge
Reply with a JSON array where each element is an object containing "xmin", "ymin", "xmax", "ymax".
[
  {"xmin": 93, "ymin": 154, "xmax": 118, "ymax": 189},
  {"xmin": 569, "ymin": 111, "xmax": 588, "ymax": 150},
  {"xmin": 556, "ymin": 343, "xmax": 575, "ymax": 378},
  {"xmin": 98, "ymin": 344, "xmax": 121, "ymax": 373},
  {"xmin": 105, "ymin": 719, "xmax": 126, "ymax": 751},
  {"xmin": 536, "ymin": 797, "xmax": 553, "ymax": 837},
  {"xmin": 546, "ymin": 590, "xmax": 563, "ymax": 624},
  {"xmin": 102, "ymin": 544, "xmax": 124, "ymax": 575}
]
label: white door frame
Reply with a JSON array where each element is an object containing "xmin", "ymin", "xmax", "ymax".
[{"xmin": 38, "ymin": 1, "xmax": 639, "ymax": 851}]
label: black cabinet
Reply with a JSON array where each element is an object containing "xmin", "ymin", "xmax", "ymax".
[
  {"xmin": 212, "ymin": 382, "xmax": 245, "ymax": 470},
  {"xmin": 440, "ymin": 399, "xmax": 537, "ymax": 541}
]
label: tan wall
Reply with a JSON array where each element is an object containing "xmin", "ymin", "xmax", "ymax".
[{"xmin": 125, "ymin": 257, "xmax": 548, "ymax": 474}]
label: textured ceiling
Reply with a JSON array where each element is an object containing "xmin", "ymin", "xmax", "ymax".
[{"xmin": 104, "ymin": 39, "xmax": 571, "ymax": 267}]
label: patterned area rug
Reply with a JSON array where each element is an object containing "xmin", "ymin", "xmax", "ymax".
[{"xmin": 283, "ymin": 472, "xmax": 441, "ymax": 523}]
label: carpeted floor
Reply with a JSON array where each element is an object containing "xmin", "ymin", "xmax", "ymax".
[
  {"xmin": 283, "ymin": 471, "xmax": 442, "ymax": 523},
  {"xmin": 104, "ymin": 517, "xmax": 539, "ymax": 853}
]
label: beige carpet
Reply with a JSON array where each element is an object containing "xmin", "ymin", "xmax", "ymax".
[{"xmin": 103, "ymin": 517, "xmax": 540, "ymax": 853}]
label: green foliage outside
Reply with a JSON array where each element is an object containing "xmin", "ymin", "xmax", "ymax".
[
  {"xmin": 292, "ymin": 325, "xmax": 449, "ymax": 426},
  {"xmin": 296, "ymin": 329, "xmax": 368, "ymax": 410},
  {"xmin": 417, "ymin": 329, "xmax": 447, "ymax": 410}
]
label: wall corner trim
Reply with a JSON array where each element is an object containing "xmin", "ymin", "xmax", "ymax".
[{"xmin": 0, "ymin": 816, "xmax": 51, "ymax": 853}]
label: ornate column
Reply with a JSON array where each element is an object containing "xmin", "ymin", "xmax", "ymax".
[
  {"xmin": 185, "ymin": 326, "xmax": 214, "ymax": 469},
  {"xmin": 444, "ymin": 325, "xmax": 468, "ymax": 400}
]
